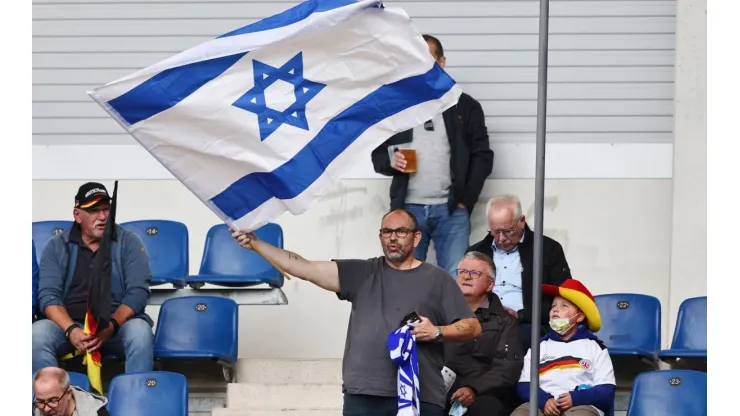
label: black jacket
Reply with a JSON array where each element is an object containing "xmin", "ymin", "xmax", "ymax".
[
  {"xmin": 444, "ymin": 295, "xmax": 523, "ymax": 399},
  {"xmin": 370, "ymin": 93, "xmax": 493, "ymax": 214},
  {"xmin": 466, "ymin": 223, "xmax": 571, "ymax": 327}
]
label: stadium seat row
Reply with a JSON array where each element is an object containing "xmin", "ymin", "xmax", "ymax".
[
  {"xmin": 58, "ymin": 370, "xmax": 188, "ymax": 416},
  {"xmin": 74, "ymin": 296, "xmax": 239, "ymax": 381},
  {"xmin": 57, "ymin": 368, "xmax": 704, "ymax": 416},
  {"xmin": 32, "ymin": 220, "xmax": 285, "ymax": 289},
  {"xmin": 595, "ymin": 294, "xmax": 706, "ymax": 361}
]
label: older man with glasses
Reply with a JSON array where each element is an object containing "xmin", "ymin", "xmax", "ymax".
[
  {"xmin": 232, "ymin": 208, "xmax": 481, "ymax": 416},
  {"xmin": 466, "ymin": 194, "xmax": 572, "ymax": 352},
  {"xmin": 33, "ymin": 367, "xmax": 109, "ymax": 416},
  {"xmin": 443, "ymin": 251, "xmax": 523, "ymax": 416}
]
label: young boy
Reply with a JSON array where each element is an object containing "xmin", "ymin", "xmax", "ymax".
[{"xmin": 511, "ymin": 279, "xmax": 615, "ymax": 416}]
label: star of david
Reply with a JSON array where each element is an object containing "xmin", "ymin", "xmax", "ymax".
[
  {"xmin": 232, "ymin": 52, "xmax": 326, "ymax": 141},
  {"xmin": 400, "ymin": 385, "xmax": 408, "ymax": 397}
]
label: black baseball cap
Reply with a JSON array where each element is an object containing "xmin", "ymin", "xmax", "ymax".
[{"xmin": 74, "ymin": 182, "xmax": 111, "ymax": 210}]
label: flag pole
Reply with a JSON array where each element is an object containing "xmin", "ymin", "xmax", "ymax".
[{"xmin": 529, "ymin": 0, "xmax": 551, "ymax": 412}]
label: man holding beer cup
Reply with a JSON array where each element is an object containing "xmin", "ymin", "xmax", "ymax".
[{"xmin": 371, "ymin": 34, "xmax": 493, "ymax": 277}]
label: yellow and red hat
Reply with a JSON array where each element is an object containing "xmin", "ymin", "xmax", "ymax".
[
  {"xmin": 542, "ymin": 278, "xmax": 601, "ymax": 332},
  {"xmin": 74, "ymin": 182, "xmax": 111, "ymax": 210}
]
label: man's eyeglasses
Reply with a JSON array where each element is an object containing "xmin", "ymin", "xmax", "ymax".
[
  {"xmin": 34, "ymin": 387, "xmax": 69, "ymax": 409},
  {"xmin": 456, "ymin": 269, "xmax": 491, "ymax": 280},
  {"xmin": 491, "ymin": 228, "xmax": 517, "ymax": 237},
  {"xmin": 379, "ymin": 227, "xmax": 417, "ymax": 238}
]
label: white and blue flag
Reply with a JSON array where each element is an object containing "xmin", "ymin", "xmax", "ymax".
[{"xmin": 89, "ymin": 0, "xmax": 462, "ymax": 231}]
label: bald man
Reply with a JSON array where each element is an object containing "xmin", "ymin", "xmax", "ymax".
[
  {"xmin": 33, "ymin": 367, "xmax": 109, "ymax": 416},
  {"xmin": 466, "ymin": 194, "xmax": 571, "ymax": 351}
]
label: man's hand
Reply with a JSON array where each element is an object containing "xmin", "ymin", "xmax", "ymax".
[
  {"xmin": 68, "ymin": 327, "xmax": 89, "ymax": 352},
  {"xmin": 543, "ymin": 398, "xmax": 561, "ymax": 416},
  {"xmin": 503, "ymin": 307, "xmax": 519, "ymax": 319},
  {"xmin": 409, "ymin": 316, "xmax": 438, "ymax": 342},
  {"xmin": 557, "ymin": 392, "xmax": 573, "ymax": 411},
  {"xmin": 83, "ymin": 324, "xmax": 115, "ymax": 353},
  {"xmin": 231, "ymin": 230, "xmax": 257, "ymax": 250},
  {"xmin": 450, "ymin": 387, "xmax": 476, "ymax": 407},
  {"xmin": 390, "ymin": 150, "xmax": 407, "ymax": 172}
]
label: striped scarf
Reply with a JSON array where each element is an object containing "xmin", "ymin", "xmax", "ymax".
[{"xmin": 387, "ymin": 325, "xmax": 420, "ymax": 416}]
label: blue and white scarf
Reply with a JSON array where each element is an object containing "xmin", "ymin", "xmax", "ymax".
[{"xmin": 387, "ymin": 325, "xmax": 421, "ymax": 416}]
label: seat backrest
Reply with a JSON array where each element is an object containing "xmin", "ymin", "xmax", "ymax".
[
  {"xmin": 594, "ymin": 294, "xmax": 661, "ymax": 354},
  {"xmin": 154, "ymin": 296, "xmax": 238, "ymax": 360},
  {"xmin": 198, "ymin": 223, "xmax": 283, "ymax": 277},
  {"xmin": 107, "ymin": 371, "xmax": 188, "ymax": 416},
  {"xmin": 627, "ymin": 370, "xmax": 707, "ymax": 416},
  {"xmin": 67, "ymin": 371, "xmax": 91, "ymax": 392},
  {"xmin": 32, "ymin": 221, "xmax": 73, "ymax": 258},
  {"xmin": 121, "ymin": 220, "xmax": 189, "ymax": 278},
  {"xmin": 670, "ymin": 296, "xmax": 707, "ymax": 351}
]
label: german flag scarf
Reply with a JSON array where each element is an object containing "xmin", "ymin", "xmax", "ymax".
[{"xmin": 83, "ymin": 180, "xmax": 118, "ymax": 394}]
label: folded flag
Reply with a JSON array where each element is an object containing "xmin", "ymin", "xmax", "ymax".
[
  {"xmin": 88, "ymin": 0, "xmax": 462, "ymax": 232},
  {"xmin": 388, "ymin": 325, "xmax": 421, "ymax": 416}
]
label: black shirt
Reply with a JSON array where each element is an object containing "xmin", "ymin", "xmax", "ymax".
[{"xmin": 64, "ymin": 224, "xmax": 98, "ymax": 322}]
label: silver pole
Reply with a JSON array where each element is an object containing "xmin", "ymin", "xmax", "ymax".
[{"xmin": 528, "ymin": 0, "xmax": 550, "ymax": 412}]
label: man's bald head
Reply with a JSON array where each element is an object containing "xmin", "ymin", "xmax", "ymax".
[{"xmin": 33, "ymin": 367, "xmax": 70, "ymax": 398}]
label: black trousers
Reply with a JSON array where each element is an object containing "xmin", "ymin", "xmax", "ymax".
[{"xmin": 343, "ymin": 394, "xmax": 444, "ymax": 416}]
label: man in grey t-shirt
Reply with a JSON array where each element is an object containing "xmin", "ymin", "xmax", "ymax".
[{"xmin": 232, "ymin": 209, "xmax": 481, "ymax": 416}]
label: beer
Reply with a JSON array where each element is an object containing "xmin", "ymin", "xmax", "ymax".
[{"xmin": 400, "ymin": 148, "xmax": 417, "ymax": 173}]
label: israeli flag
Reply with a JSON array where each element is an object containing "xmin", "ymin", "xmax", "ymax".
[{"xmin": 89, "ymin": 0, "xmax": 462, "ymax": 231}]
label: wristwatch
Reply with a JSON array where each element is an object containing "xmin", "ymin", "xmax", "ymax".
[{"xmin": 434, "ymin": 326, "xmax": 443, "ymax": 342}]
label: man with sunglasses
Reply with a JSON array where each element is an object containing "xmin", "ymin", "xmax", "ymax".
[
  {"xmin": 33, "ymin": 367, "xmax": 109, "ymax": 416},
  {"xmin": 371, "ymin": 34, "xmax": 493, "ymax": 277},
  {"xmin": 466, "ymin": 194, "xmax": 571, "ymax": 351},
  {"xmin": 444, "ymin": 252, "xmax": 523, "ymax": 416},
  {"xmin": 232, "ymin": 209, "xmax": 480, "ymax": 416}
]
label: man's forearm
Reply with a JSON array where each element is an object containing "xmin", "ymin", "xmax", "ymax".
[
  {"xmin": 249, "ymin": 238, "xmax": 340, "ymax": 292},
  {"xmin": 441, "ymin": 317, "xmax": 482, "ymax": 341},
  {"xmin": 44, "ymin": 305, "xmax": 76, "ymax": 332},
  {"xmin": 112, "ymin": 304, "xmax": 135, "ymax": 325}
]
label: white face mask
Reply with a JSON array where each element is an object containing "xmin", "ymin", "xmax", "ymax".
[{"xmin": 549, "ymin": 315, "xmax": 579, "ymax": 335}]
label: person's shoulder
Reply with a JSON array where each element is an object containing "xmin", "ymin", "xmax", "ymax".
[{"xmin": 458, "ymin": 92, "xmax": 482, "ymax": 107}]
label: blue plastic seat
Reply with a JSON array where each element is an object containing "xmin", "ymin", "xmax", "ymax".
[
  {"xmin": 186, "ymin": 223, "xmax": 284, "ymax": 288},
  {"xmin": 154, "ymin": 296, "xmax": 238, "ymax": 365},
  {"xmin": 32, "ymin": 221, "xmax": 73, "ymax": 258},
  {"xmin": 594, "ymin": 294, "xmax": 661, "ymax": 360},
  {"xmin": 121, "ymin": 220, "xmax": 189, "ymax": 288},
  {"xmin": 68, "ymin": 371, "xmax": 91, "ymax": 391},
  {"xmin": 626, "ymin": 370, "xmax": 707, "ymax": 416},
  {"xmin": 107, "ymin": 371, "xmax": 188, "ymax": 416},
  {"xmin": 659, "ymin": 296, "xmax": 707, "ymax": 359}
]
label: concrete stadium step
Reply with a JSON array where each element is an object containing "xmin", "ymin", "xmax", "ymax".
[
  {"xmin": 226, "ymin": 383, "xmax": 342, "ymax": 410},
  {"xmin": 213, "ymin": 409, "xmax": 340, "ymax": 416},
  {"xmin": 236, "ymin": 359, "xmax": 342, "ymax": 385}
]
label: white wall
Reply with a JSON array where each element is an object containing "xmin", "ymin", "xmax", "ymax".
[
  {"xmin": 668, "ymin": 0, "xmax": 707, "ymax": 340},
  {"xmin": 33, "ymin": 178, "xmax": 673, "ymax": 358}
]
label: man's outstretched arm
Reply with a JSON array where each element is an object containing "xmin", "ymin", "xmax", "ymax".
[{"xmin": 232, "ymin": 230, "xmax": 340, "ymax": 292}]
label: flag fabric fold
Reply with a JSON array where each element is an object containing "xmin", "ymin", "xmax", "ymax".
[
  {"xmin": 89, "ymin": 0, "xmax": 462, "ymax": 232},
  {"xmin": 388, "ymin": 325, "xmax": 421, "ymax": 416}
]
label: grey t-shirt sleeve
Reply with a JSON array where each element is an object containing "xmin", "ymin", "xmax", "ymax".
[
  {"xmin": 439, "ymin": 276, "xmax": 476, "ymax": 325},
  {"xmin": 334, "ymin": 259, "xmax": 374, "ymax": 302}
]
